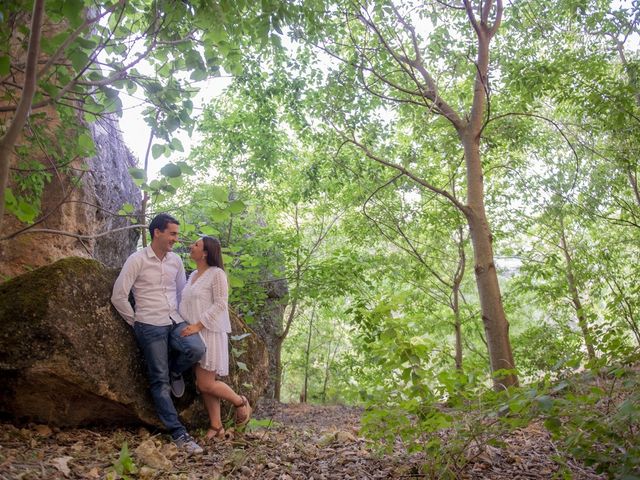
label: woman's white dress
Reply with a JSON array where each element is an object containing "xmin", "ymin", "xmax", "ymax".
[{"xmin": 179, "ymin": 267, "xmax": 231, "ymax": 376}]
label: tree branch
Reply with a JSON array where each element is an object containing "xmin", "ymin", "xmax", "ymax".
[
  {"xmin": 340, "ymin": 126, "xmax": 468, "ymax": 214},
  {"xmin": 354, "ymin": 7, "xmax": 465, "ymax": 128},
  {"xmin": 1, "ymin": 223, "xmax": 143, "ymax": 242},
  {"xmin": 37, "ymin": 1, "xmax": 126, "ymax": 79},
  {"xmin": 0, "ymin": 0, "xmax": 45, "ymax": 230}
]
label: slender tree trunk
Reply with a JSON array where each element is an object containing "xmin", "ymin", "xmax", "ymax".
[
  {"xmin": 453, "ymin": 293, "xmax": 463, "ymax": 371},
  {"xmin": 301, "ymin": 306, "xmax": 315, "ymax": 403},
  {"xmin": 462, "ymin": 129, "xmax": 517, "ymax": 387},
  {"xmin": 0, "ymin": 0, "xmax": 45, "ymax": 230},
  {"xmin": 274, "ymin": 295, "xmax": 298, "ymax": 401},
  {"xmin": 460, "ymin": 0, "xmax": 517, "ymax": 390},
  {"xmin": 273, "ymin": 293, "xmax": 297, "ymax": 401},
  {"xmin": 464, "ymin": 206, "xmax": 517, "ymax": 386},
  {"xmin": 140, "ymin": 192, "xmax": 149, "ymax": 247},
  {"xmin": 273, "ymin": 338, "xmax": 284, "ymax": 401},
  {"xmin": 140, "ymin": 125, "xmax": 156, "ymax": 247},
  {"xmin": 461, "ymin": 129, "xmax": 518, "ymax": 388},
  {"xmin": 452, "ymin": 225, "xmax": 466, "ymax": 371},
  {"xmin": 558, "ymin": 217, "xmax": 597, "ymax": 361}
]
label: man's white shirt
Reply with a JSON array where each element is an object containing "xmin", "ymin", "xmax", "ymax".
[{"xmin": 111, "ymin": 246, "xmax": 186, "ymax": 326}]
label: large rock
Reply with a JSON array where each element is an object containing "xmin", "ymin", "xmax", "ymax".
[
  {"xmin": 0, "ymin": 113, "xmax": 141, "ymax": 279},
  {"xmin": 1, "ymin": 7, "xmax": 141, "ymax": 279},
  {"xmin": 0, "ymin": 257, "xmax": 268, "ymax": 428},
  {"xmin": 87, "ymin": 117, "xmax": 142, "ymax": 269}
]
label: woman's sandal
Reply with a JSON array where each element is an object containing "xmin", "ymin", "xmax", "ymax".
[
  {"xmin": 235, "ymin": 395, "xmax": 252, "ymax": 427},
  {"xmin": 205, "ymin": 426, "xmax": 225, "ymax": 441}
]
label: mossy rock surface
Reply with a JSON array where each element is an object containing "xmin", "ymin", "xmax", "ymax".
[
  {"xmin": 0, "ymin": 257, "xmax": 269, "ymax": 429},
  {"xmin": 0, "ymin": 258, "xmax": 157, "ymax": 427}
]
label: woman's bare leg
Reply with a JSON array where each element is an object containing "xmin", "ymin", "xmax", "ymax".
[
  {"xmin": 195, "ymin": 365, "xmax": 250, "ymax": 424},
  {"xmin": 195, "ymin": 365, "xmax": 243, "ymax": 405},
  {"xmin": 202, "ymin": 393, "xmax": 222, "ymax": 428},
  {"xmin": 195, "ymin": 366, "xmax": 223, "ymax": 436}
]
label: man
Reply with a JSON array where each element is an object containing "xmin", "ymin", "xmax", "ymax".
[{"xmin": 111, "ymin": 213, "xmax": 205, "ymax": 454}]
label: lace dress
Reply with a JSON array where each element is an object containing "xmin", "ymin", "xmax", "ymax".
[{"xmin": 178, "ymin": 267, "xmax": 231, "ymax": 375}]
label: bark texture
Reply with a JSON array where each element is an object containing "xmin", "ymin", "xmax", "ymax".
[{"xmin": 248, "ymin": 273, "xmax": 288, "ymax": 400}]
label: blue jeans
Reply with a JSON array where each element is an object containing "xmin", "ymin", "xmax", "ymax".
[{"xmin": 133, "ymin": 321, "xmax": 206, "ymax": 439}]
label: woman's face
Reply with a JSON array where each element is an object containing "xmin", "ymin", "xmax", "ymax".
[{"xmin": 190, "ymin": 239, "xmax": 206, "ymax": 262}]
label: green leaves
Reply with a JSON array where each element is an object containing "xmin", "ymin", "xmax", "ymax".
[
  {"xmin": 110, "ymin": 442, "xmax": 137, "ymax": 478},
  {"xmin": 1, "ymin": 0, "xmax": 313, "ymax": 228},
  {"xmin": 236, "ymin": 361, "xmax": 249, "ymax": 372},
  {"xmin": 77, "ymin": 133, "xmax": 95, "ymax": 156},
  {"xmin": 228, "ymin": 199, "xmax": 246, "ymax": 214},
  {"xmin": 61, "ymin": 0, "xmax": 85, "ymax": 28},
  {"xmin": 160, "ymin": 163, "xmax": 181, "ymax": 178},
  {"xmin": 4, "ymin": 188, "xmax": 38, "ymax": 224},
  {"xmin": 0, "ymin": 56, "xmax": 9, "ymax": 75},
  {"xmin": 210, "ymin": 186, "xmax": 228, "ymax": 203},
  {"xmin": 128, "ymin": 168, "xmax": 146, "ymax": 187},
  {"xmin": 151, "ymin": 144, "xmax": 165, "ymax": 160}
]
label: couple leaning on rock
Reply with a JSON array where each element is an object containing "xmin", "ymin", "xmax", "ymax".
[{"xmin": 110, "ymin": 213, "xmax": 252, "ymax": 455}]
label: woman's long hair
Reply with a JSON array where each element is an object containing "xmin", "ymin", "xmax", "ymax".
[{"xmin": 201, "ymin": 236, "xmax": 224, "ymax": 270}]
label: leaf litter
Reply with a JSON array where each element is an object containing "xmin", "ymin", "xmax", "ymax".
[{"xmin": 0, "ymin": 399, "xmax": 606, "ymax": 479}]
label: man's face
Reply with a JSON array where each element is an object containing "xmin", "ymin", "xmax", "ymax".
[{"xmin": 153, "ymin": 222, "xmax": 180, "ymax": 254}]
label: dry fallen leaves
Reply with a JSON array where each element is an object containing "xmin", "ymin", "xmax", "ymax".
[{"xmin": 0, "ymin": 400, "xmax": 607, "ymax": 479}]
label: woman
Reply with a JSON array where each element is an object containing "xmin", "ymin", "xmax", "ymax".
[{"xmin": 179, "ymin": 236, "xmax": 251, "ymax": 440}]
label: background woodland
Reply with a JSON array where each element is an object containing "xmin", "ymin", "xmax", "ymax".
[{"xmin": 1, "ymin": 0, "xmax": 639, "ymax": 477}]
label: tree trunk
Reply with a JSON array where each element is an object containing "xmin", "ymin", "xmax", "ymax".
[
  {"xmin": 452, "ymin": 225, "xmax": 466, "ymax": 371},
  {"xmin": 301, "ymin": 307, "xmax": 315, "ymax": 403},
  {"xmin": 273, "ymin": 338, "xmax": 284, "ymax": 401},
  {"xmin": 462, "ymin": 136, "xmax": 518, "ymax": 389},
  {"xmin": 453, "ymin": 296, "xmax": 463, "ymax": 371},
  {"xmin": 460, "ymin": 1, "xmax": 516, "ymax": 390},
  {"xmin": 465, "ymin": 209, "xmax": 517, "ymax": 387},
  {"xmin": 0, "ymin": 0, "xmax": 45, "ymax": 230},
  {"xmin": 558, "ymin": 217, "xmax": 597, "ymax": 361}
]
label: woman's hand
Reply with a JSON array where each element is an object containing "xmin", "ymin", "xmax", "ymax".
[{"xmin": 180, "ymin": 322, "xmax": 204, "ymax": 337}]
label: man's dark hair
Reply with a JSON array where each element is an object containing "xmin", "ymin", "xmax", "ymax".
[{"xmin": 149, "ymin": 213, "xmax": 180, "ymax": 239}]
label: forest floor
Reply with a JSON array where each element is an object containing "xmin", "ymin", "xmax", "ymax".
[{"xmin": 0, "ymin": 398, "xmax": 607, "ymax": 480}]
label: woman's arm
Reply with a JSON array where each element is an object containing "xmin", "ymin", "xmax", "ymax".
[{"xmin": 199, "ymin": 268, "xmax": 229, "ymax": 331}]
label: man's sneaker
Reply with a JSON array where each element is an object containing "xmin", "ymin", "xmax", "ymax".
[
  {"xmin": 170, "ymin": 372, "xmax": 185, "ymax": 398},
  {"xmin": 173, "ymin": 433, "xmax": 203, "ymax": 455}
]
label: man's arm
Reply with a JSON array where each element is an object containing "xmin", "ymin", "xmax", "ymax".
[{"xmin": 111, "ymin": 254, "xmax": 140, "ymax": 326}]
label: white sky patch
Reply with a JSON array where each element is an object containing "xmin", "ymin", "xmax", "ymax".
[{"xmin": 117, "ymin": 74, "xmax": 231, "ymax": 179}]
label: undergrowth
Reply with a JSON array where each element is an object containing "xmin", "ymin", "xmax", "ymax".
[{"xmin": 360, "ymin": 360, "xmax": 640, "ymax": 479}]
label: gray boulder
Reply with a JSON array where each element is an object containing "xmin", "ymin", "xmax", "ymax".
[{"xmin": 0, "ymin": 257, "xmax": 268, "ymax": 428}]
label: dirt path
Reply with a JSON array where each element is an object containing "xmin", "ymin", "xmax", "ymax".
[{"xmin": 0, "ymin": 400, "xmax": 604, "ymax": 479}]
